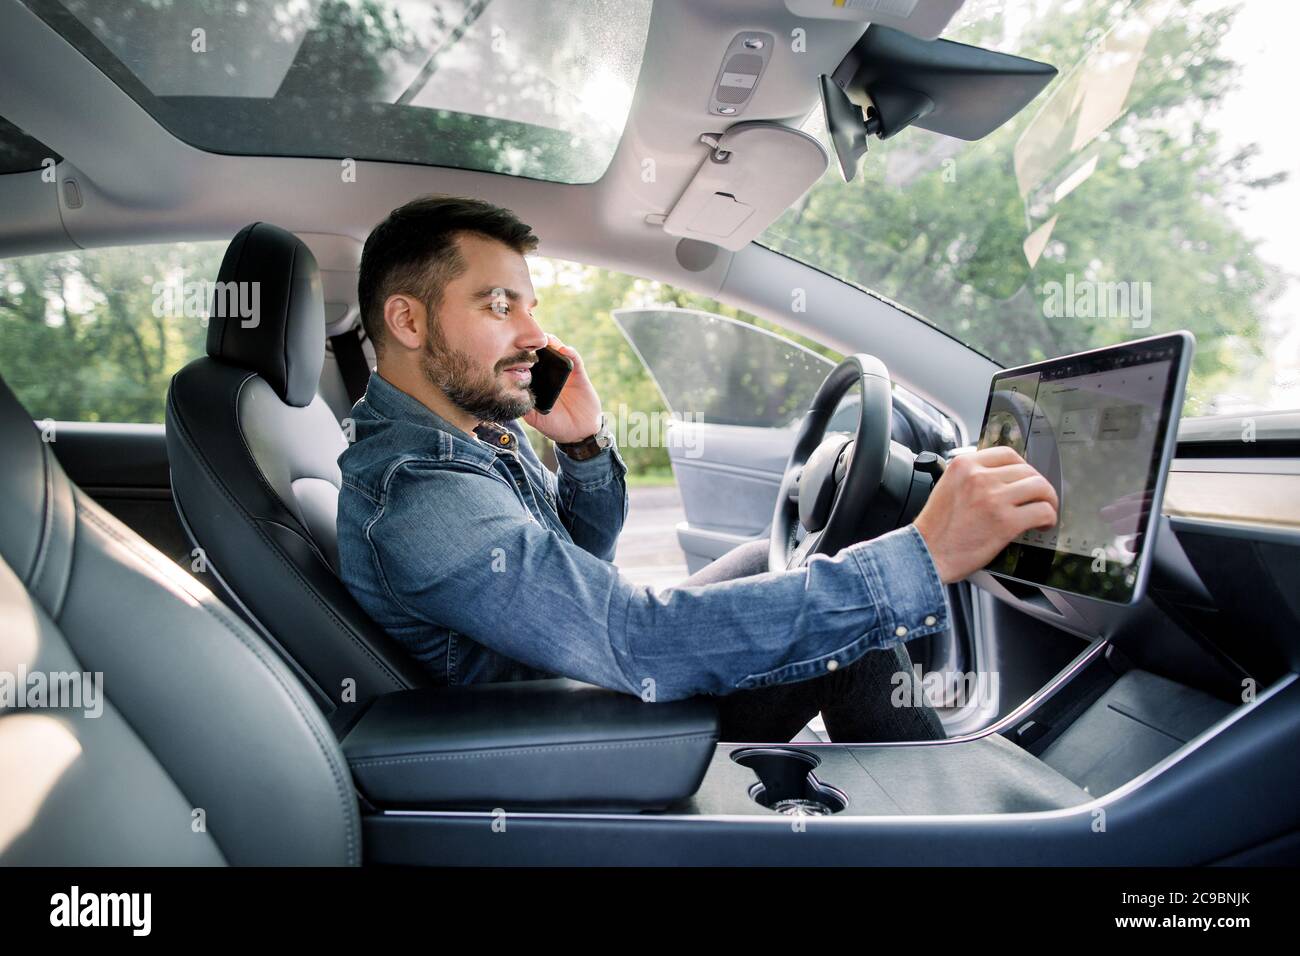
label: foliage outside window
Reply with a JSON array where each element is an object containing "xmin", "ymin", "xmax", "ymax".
[
  {"xmin": 763, "ymin": 0, "xmax": 1298, "ymax": 419},
  {"xmin": 0, "ymin": 242, "xmax": 224, "ymax": 423},
  {"xmin": 0, "ymin": 247, "xmax": 839, "ymax": 485}
]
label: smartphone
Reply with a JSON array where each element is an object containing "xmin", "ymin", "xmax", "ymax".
[{"xmin": 528, "ymin": 342, "xmax": 573, "ymax": 414}]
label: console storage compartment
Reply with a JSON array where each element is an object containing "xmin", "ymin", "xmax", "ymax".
[
  {"xmin": 338, "ymin": 679, "xmax": 719, "ymax": 811},
  {"xmin": 1034, "ymin": 668, "xmax": 1235, "ymax": 795}
]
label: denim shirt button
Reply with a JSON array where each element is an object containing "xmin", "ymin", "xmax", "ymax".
[
  {"xmin": 825, "ymin": 659, "xmax": 839, "ymax": 672},
  {"xmin": 894, "ymin": 625, "xmax": 909, "ymax": 637},
  {"xmin": 925, "ymin": 615, "xmax": 937, "ymax": 627}
]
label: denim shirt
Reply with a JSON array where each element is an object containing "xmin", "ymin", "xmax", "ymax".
[{"xmin": 336, "ymin": 370, "xmax": 951, "ymax": 702}]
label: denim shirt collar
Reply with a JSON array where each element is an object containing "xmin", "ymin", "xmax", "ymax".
[{"xmin": 361, "ymin": 370, "xmax": 521, "ymax": 468}]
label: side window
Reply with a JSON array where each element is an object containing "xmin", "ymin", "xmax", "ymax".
[
  {"xmin": 611, "ymin": 305, "xmax": 958, "ymax": 449},
  {"xmin": 610, "ymin": 307, "xmax": 838, "ymax": 428},
  {"xmin": 0, "ymin": 241, "xmax": 225, "ymax": 422}
]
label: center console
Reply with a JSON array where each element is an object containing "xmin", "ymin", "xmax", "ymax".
[
  {"xmin": 685, "ymin": 734, "xmax": 1089, "ymax": 817},
  {"xmin": 333, "ymin": 650, "xmax": 1099, "ymax": 821},
  {"xmin": 332, "ymin": 619, "xmax": 1297, "ymax": 866}
]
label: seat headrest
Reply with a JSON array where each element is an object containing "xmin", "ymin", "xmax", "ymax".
[{"xmin": 206, "ymin": 222, "xmax": 325, "ymax": 407}]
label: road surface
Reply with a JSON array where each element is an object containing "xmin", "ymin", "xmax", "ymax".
[{"xmin": 614, "ymin": 484, "xmax": 690, "ymax": 592}]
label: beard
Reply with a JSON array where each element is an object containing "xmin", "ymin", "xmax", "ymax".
[{"xmin": 419, "ymin": 318, "xmax": 535, "ymax": 424}]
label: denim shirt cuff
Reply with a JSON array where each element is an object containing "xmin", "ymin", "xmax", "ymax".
[
  {"xmin": 555, "ymin": 441, "xmax": 629, "ymax": 489},
  {"xmin": 732, "ymin": 525, "xmax": 952, "ymax": 691},
  {"xmin": 847, "ymin": 524, "xmax": 951, "ymax": 639}
]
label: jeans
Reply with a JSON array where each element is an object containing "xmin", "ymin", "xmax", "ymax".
[{"xmin": 682, "ymin": 539, "xmax": 948, "ymax": 744}]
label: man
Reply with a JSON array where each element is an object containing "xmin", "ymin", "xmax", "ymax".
[{"xmin": 336, "ymin": 195, "xmax": 1059, "ymax": 742}]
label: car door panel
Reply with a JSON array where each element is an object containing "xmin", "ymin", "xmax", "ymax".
[
  {"xmin": 667, "ymin": 421, "xmax": 791, "ymax": 571},
  {"xmin": 46, "ymin": 421, "xmax": 194, "ymax": 569}
]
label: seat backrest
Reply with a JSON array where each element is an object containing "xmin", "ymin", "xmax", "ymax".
[
  {"xmin": 166, "ymin": 222, "xmax": 430, "ymax": 710},
  {"xmin": 0, "ymin": 373, "xmax": 359, "ymax": 865}
]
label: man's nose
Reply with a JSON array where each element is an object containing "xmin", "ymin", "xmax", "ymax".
[{"xmin": 516, "ymin": 311, "xmax": 548, "ymax": 351}]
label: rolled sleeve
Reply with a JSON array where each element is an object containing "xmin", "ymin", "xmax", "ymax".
[
  {"xmin": 727, "ymin": 525, "xmax": 951, "ymax": 691},
  {"xmin": 555, "ymin": 443, "xmax": 629, "ymax": 561},
  {"xmin": 847, "ymin": 523, "xmax": 951, "ymax": 641},
  {"xmin": 555, "ymin": 441, "xmax": 627, "ymax": 485}
]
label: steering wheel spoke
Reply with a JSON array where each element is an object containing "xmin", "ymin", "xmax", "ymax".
[
  {"xmin": 788, "ymin": 528, "xmax": 824, "ymax": 569},
  {"xmin": 768, "ymin": 354, "xmax": 895, "ymax": 574}
]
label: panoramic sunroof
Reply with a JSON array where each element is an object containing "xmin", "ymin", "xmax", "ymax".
[{"xmin": 27, "ymin": 0, "xmax": 654, "ymax": 184}]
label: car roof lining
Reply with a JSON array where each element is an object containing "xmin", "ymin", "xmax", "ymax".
[{"xmin": 0, "ymin": 0, "xmax": 997, "ymax": 436}]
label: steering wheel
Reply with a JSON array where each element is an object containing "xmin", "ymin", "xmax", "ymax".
[{"xmin": 768, "ymin": 354, "xmax": 898, "ymax": 573}]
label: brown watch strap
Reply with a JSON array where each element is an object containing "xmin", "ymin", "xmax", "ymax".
[{"xmin": 556, "ymin": 433, "xmax": 604, "ymax": 462}]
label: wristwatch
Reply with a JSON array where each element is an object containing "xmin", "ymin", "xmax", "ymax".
[{"xmin": 557, "ymin": 413, "xmax": 614, "ymax": 462}]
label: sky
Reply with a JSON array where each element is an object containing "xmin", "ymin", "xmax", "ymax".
[{"xmin": 1212, "ymin": 0, "xmax": 1300, "ymax": 406}]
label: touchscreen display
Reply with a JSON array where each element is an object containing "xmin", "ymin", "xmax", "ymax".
[{"xmin": 976, "ymin": 333, "xmax": 1191, "ymax": 604}]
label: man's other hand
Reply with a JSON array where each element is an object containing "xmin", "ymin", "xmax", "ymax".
[{"xmin": 913, "ymin": 446, "xmax": 1059, "ymax": 585}]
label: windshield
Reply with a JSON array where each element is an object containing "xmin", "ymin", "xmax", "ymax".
[
  {"xmin": 29, "ymin": 0, "xmax": 653, "ymax": 184},
  {"xmin": 761, "ymin": 0, "xmax": 1298, "ymax": 420}
]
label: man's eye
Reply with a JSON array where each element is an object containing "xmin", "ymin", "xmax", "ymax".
[{"xmin": 489, "ymin": 301, "xmax": 510, "ymax": 316}]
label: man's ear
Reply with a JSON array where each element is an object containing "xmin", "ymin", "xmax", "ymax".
[{"xmin": 383, "ymin": 293, "xmax": 426, "ymax": 351}]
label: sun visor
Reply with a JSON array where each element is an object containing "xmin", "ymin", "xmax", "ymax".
[{"xmin": 660, "ymin": 122, "xmax": 827, "ymax": 252}]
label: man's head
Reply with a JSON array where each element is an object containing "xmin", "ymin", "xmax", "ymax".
[{"xmin": 358, "ymin": 195, "xmax": 543, "ymax": 427}]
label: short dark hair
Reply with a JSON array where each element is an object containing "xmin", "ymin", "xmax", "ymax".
[{"xmin": 357, "ymin": 194, "xmax": 539, "ymax": 357}]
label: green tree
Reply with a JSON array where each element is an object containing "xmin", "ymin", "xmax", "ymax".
[
  {"xmin": 764, "ymin": 0, "xmax": 1289, "ymax": 415},
  {"xmin": 0, "ymin": 242, "xmax": 223, "ymax": 422}
]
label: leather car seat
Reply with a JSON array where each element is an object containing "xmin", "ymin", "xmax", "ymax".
[
  {"xmin": 166, "ymin": 222, "xmax": 430, "ymax": 712},
  {"xmin": 0, "ymin": 371, "xmax": 359, "ymax": 864}
]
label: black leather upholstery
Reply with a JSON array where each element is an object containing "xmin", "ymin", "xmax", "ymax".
[
  {"xmin": 166, "ymin": 223, "xmax": 430, "ymax": 711},
  {"xmin": 341, "ymin": 680, "xmax": 719, "ymax": 811},
  {"xmin": 206, "ymin": 220, "xmax": 327, "ymax": 408},
  {"xmin": 0, "ymin": 373, "xmax": 360, "ymax": 865},
  {"xmin": 166, "ymin": 223, "xmax": 724, "ymax": 816}
]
